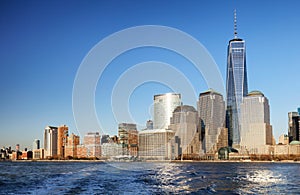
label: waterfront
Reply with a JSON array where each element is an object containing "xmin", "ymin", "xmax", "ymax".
[{"xmin": 0, "ymin": 162, "xmax": 299, "ymax": 194}]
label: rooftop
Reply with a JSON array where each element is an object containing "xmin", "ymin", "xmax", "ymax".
[
  {"xmin": 247, "ymin": 90, "xmax": 264, "ymax": 97},
  {"xmin": 173, "ymin": 105, "xmax": 197, "ymax": 113}
]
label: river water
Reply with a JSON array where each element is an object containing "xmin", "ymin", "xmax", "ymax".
[{"xmin": 0, "ymin": 161, "xmax": 299, "ymax": 194}]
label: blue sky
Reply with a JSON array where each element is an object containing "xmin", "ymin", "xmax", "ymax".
[{"xmin": 0, "ymin": 1, "xmax": 299, "ymax": 149}]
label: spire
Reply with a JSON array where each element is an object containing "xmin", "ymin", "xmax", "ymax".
[{"xmin": 234, "ymin": 9, "xmax": 237, "ymax": 38}]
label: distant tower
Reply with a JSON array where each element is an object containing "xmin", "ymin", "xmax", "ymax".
[
  {"xmin": 153, "ymin": 93, "xmax": 181, "ymax": 129},
  {"xmin": 16, "ymin": 144, "xmax": 20, "ymax": 151},
  {"xmin": 44, "ymin": 126, "xmax": 58, "ymax": 158},
  {"xmin": 198, "ymin": 89, "xmax": 227, "ymax": 154},
  {"xmin": 240, "ymin": 91, "xmax": 273, "ymax": 154},
  {"xmin": 226, "ymin": 10, "xmax": 248, "ymax": 147},
  {"xmin": 288, "ymin": 112, "xmax": 300, "ymax": 142},
  {"xmin": 32, "ymin": 139, "xmax": 40, "ymax": 150},
  {"xmin": 146, "ymin": 120, "xmax": 153, "ymax": 130}
]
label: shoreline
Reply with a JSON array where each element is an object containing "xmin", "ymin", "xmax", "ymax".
[{"xmin": 2, "ymin": 159, "xmax": 300, "ymax": 164}]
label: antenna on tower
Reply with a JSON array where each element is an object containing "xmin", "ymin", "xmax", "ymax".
[{"xmin": 234, "ymin": 9, "xmax": 238, "ymax": 38}]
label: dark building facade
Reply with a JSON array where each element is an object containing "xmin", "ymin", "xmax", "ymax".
[{"xmin": 288, "ymin": 112, "xmax": 300, "ymax": 143}]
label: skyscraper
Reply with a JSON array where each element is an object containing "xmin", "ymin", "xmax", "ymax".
[
  {"xmin": 169, "ymin": 105, "xmax": 200, "ymax": 159},
  {"xmin": 57, "ymin": 125, "xmax": 68, "ymax": 158},
  {"xmin": 153, "ymin": 93, "xmax": 181, "ymax": 129},
  {"xmin": 44, "ymin": 126, "xmax": 58, "ymax": 158},
  {"xmin": 32, "ymin": 139, "xmax": 40, "ymax": 150},
  {"xmin": 288, "ymin": 112, "xmax": 300, "ymax": 143},
  {"xmin": 197, "ymin": 89, "xmax": 227, "ymax": 154},
  {"xmin": 226, "ymin": 10, "xmax": 248, "ymax": 147},
  {"xmin": 240, "ymin": 91, "xmax": 273, "ymax": 154}
]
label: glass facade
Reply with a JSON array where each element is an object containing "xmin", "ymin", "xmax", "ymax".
[
  {"xmin": 226, "ymin": 38, "xmax": 248, "ymax": 146},
  {"xmin": 153, "ymin": 93, "xmax": 181, "ymax": 129}
]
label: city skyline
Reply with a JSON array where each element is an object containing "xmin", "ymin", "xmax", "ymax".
[{"xmin": 1, "ymin": 1, "xmax": 300, "ymax": 148}]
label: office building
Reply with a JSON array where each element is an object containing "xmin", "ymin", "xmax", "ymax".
[
  {"xmin": 118, "ymin": 123, "xmax": 138, "ymax": 155},
  {"xmin": 65, "ymin": 133, "xmax": 80, "ymax": 158},
  {"xmin": 240, "ymin": 91, "xmax": 273, "ymax": 154},
  {"xmin": 169, "ymin": 105, "xmax": 201, "ymax": 159},
  {"xmin": 146, "ymin": 120, "xmax": 153, "ymax": 130},
  {"xmin": 198, "ymin": 89, "xmax": 227, "ymax": 155},
  {"xmin": 226, "ymin": 10, "xmax": 248, "ymax": 147},
  {"xmin": 138, "ymin": 129, "xmax": 175, "ymax": 160},
  {"xmin": 44, "ymin": 126, "xmax": 58, "ymax": 158},
  {"xmin": 57, "ymin": 125, "xmax": 68, "ymax": 158},
  {"xmin": 278, "ymin": 134, "xmax": 289, "ymax": 145},
  {"xmin": 32, "ymin": 139, "xmax": 40, "ymax": 150},
  {"xmin": 101, "ymin": 143, "xmax": 123, "ymax": 157},
  {"xmin": 84, "ymin": 132, "xmax": 101, "ymax": 158},
  {"xmin": 288, "ymin": 111, "xmax": 300, "ymax": 142},
  {"xmin": 33, "ymin": 148, "xmax": 44, "ymax": 160},
  {"xmin": 153, "ymin": 93, "xmax": 181, "ymax": 129}
]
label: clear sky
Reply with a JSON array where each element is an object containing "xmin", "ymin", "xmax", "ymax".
[{"xmin": 0, "ymin": 0, "xmax": 299, "ymax": 149}]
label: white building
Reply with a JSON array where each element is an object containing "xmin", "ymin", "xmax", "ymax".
[
  {"xmin": 153, "ymin": 93, "xmax": 181, "ymax": 129},
  {"xmin": 138, "ymin": 129, "xmax": 175, "ymax": 160},
  {"xmin": 101, "ymin": 143, "xmax": 123, "ymax": 157},
  {"xmin": 44, "ymin": 126, "xmax": 58, "ymax": 158},
  {"xmin": 240, "ymin": 91, "xmax": 273, "ymax": 154}
]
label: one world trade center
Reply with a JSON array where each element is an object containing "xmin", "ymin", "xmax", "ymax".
[{"xmin": 226, "ymin": 10, "xmax": 248, "ymax": 147}]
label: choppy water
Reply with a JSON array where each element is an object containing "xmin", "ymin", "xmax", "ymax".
[{"xmin": 0, "ymin": 161, "xmax": 299, "ymax": 194}]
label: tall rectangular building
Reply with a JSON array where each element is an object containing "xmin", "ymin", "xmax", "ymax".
[
  {"xmin": 240, "ymin": 91, "xmax": 273, "ymax": 154},
  {"xmin": 169, "ymin": 105, "xmax": 201, "ymax": 159},
  {"xmin": 57, "ymin": 125, "xmax": 68, "ymax": 158},
  {"xmin": 153, "ymin": 93, "xmax": 181, "ymax": 129},
  {"xmin": 118, "ymin": 123, "xmax": 138, "ymax": 155},
  {"xmin": 198, "ymin": 89, "xmax": 226, "ymax": 154},
  {"xmin": 32, "ymin": 139, "xmax": 40, "ymax": 150},
  {"xmin": 84, "ymin": 132, "xmax": 101, "ymax": 158},
  {"xmin": 65, "ymin": 133, "xmax": 80, "ymax": 158},
  {"xmin": 226, "ymin": 10, "xmax": 248, "ymax": 147},
  {"xmin": 288, "ymin": 112, "xmax": 300, "ymax": 143},
  {"xmin": 44, "ymin": 126, "xmax": 58, "ymax": 158}
]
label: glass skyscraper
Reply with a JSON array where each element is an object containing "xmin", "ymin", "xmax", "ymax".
[{"xmin": 226, "ymin": 10, "xmax": 248, "ymax": 146}]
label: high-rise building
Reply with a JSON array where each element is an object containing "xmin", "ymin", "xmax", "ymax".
[
  {"xmin": 44, "ymin": 126, "xmax": 58, "ymax": 158},
  {"xmin": 118, "ymin": 123, "xmax": 138, "ymax": 155},
  {"xmin": 298, "ymin": 107, "xmax": 300, "ymax": 115},
  {"xmin": 146, "ymin": 120, "xmax": 153, "ymax": 130},
  {"xmin": 240, "ymin": 91, "xmax": 273, "ymax": 154},
  {"xmin": 32, "ymin": 139, "xmax": 40, "ymax": 150},
  {"xmin": 65, "ymin": 133, "xmax": 80, "ymax": 158},
  {"xmin": 197, "ymin": 89, "xmax": 227, "ymax": 155},
  {"xmin": 226, "ymin": 10, "xmax": 248, "ymax": 147},
  {"xmin": 16, "ymin": 144, "xmax": 20, "ymax": 151},
  {"xmin": 153, "ymin": 93, "xmax": 181, "ymax": 129},
  {"xmin": 169, "ymin": 105, "xmax": 201, "ymax": 159},
  {"xmin": 288, "ymin": 112, "xmax": 300, "ymax": 143},
  {"xmin": 84, "ymin": 132, "xmax": 101, "ymax": 158},
  {"xmin": 57, "ymin": 125, "xmax": 68, "ymax": 158}
]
